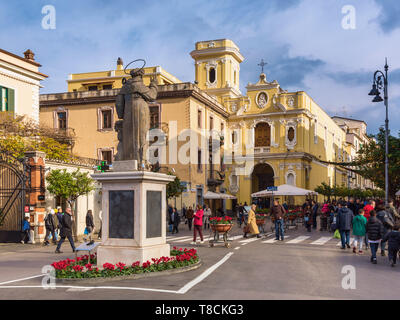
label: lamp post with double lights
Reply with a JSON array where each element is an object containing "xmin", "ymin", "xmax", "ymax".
[{"xmin": 368, "ymin": 59, "xmax": 389, "ymax": 205}]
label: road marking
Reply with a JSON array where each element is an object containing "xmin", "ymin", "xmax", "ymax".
[
  {"xmin": 66, "ymin": 287, "xmax": 93, "ymax": 292},
  {"xmin": 167, "ymin": 236, "xmax": 192, "ymax": 242},
  {"xmin": 177, "ymin": 252, "xmax": 234, "ymax": 294},
  {"xmin": 0, "ymin": 274, "xmax": 44, "ymax": 286},
  {"xmin": 230, "ymin": 235, "xmax": 245, "ymax": 241},
  {"xmin": 234, "ymin": 247, "xmax": 241, "ymax": 250},
  {"xmin": 262, "ymin": 236, "xmax": 290, "ymax": 244},
  {"xmin": 239, "ymin": 238, "xmax": 260, "ymax": 244},
  {"xmin": 174, "ymin": 237, "xmax": 195, "ymax": 243},
  {"xmin": 286, "ymin": 236, "xmax": 310, "ymax": 244},
  {"xmin": 310, "ymin": 237, "xmax": 332, "ymax": 245}
]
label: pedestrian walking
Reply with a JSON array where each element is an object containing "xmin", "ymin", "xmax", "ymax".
[
  {"xmin": 243, "ymin": 203, "xmax": 261, "ymax": 239},
  {"xmin": 21, "ymin": 216, "xmax": 31, "ymax": 244},
  {"xmin": 167, "ymin": 205, "xmax": 173, "ymax": 233},
  {"xmin": 55, "ymin": 207, "xmax": 76, "ymax": 253},
  {"xmin": 336, "ymin": 201, "xmax": 354, "ymax": 250},
  {"xmin": 83, "ymin": 209, "xmax": 95, "ymax": 244},
  {"xmin": 376, "ymin": 203, "xmax": 394, "ymax": 256},
  {"xmin": 366, "ymin": 210, "xmax": 385, "ymax": 264},
  {"xmin": 170, "ymin": 208, "xmax": 180, "ymax": 234},
  {"xmin": 352, "ymin": 208, "xmax": 367, "ymax": 254},
  {"xmin": 271, "ymin": 200, "xmax": 286, "ymax": 240},
  {"xmin": 191, "ymin": 205, "xmax": 204, "ymax": 244},
  {"xmin": 303, "ymin": 205, "xmax": 312, "ymax": 232},
  {"xmin": 44, "ymin": 209, "xmax": 57, "ymax": 246},
  {"xmin": 311, "ymin": 200, "xmax": 319, "ymax": 229},
  {"xmin": 203, "ymin": 205, "xmax": 212, "ymax": 230},
  {"xmin": 186, "ymin": 206, "xmax": 194, "ymax": 231},
  {"xmin": 382, "ymin": 223, "xmax": 400, "ymax": 267},
  {"xmin": 387, "ymin": 199, "xmax": 400, "ymax": 222}
]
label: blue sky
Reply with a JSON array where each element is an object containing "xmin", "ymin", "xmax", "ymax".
[{"xmin": 1, "ymin": 0, "xmax": 399, "ymax": 135}]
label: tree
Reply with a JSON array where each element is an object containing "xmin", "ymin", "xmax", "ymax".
[
  {"xmin": 0, "ymin": 113, "xmax": 73, "ymax": 160},
  {"xmin": 166, "ymin": 172, "xmax": 185, "ymax": 200},
  {"xmin": 46, "ymin": 169, "xmax": 94, "ymax": 239},
  {"xmin": 354, "ymin": 128, "xmax": 400, "ymax": 200}
]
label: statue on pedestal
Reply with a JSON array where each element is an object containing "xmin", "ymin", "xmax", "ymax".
[{"xmin": 115, "ymin": 62, "xmax": 158, "ymax": 168}]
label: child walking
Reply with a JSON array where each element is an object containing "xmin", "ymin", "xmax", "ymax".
[
  {"xmin": 382, "ymin": 223, "xmax": 400, "ymax": 267},
  {"xmin": 352, "ymin": 208, "xmax": 367, "ymax": 254}
]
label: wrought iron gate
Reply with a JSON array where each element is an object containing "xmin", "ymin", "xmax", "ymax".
[{"xmin": 0, "ymin": 153, "xmax": 30, "ymax": 242}]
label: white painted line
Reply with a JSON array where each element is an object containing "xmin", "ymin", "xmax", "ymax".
[
  {"xmin": 262, "ymin": 235, "xmax": 290, "ymax": 244},
  {"xmin": 174, "ymin": 237, "xmax": 195, "ymax": 243},
  {"xmin": 234, "ymin": 247, "xmax": 241, "ymax": 250},
  {"xmin": 230, "ymin": 235, "xmax": 245, "ymax": 241},
  {"xmin": 310, "ymin": 237, "xmax": 332, "ymax": 245},
  {"xmin": 239, "ymin": 237, "xmax": 260, "ymax": 244},
  {"xmin": 286, "ymin": 236, "xmax": 310, "ymax": 244},
  {"xmin": 66, "ymin": 287, "xmax": 93, "ymax": 292},
  {"xmin": 0, "ymin": 274, "xmax": 44, "ymax": 286},
  {"xmin": 177, "ymin": 252, "xmax": 234, "ymax": 294},
  {"xmin": 167, "ymin": 236, "xmax": 192, "ymax": 242}
]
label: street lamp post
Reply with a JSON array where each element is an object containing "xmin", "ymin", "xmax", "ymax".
[{"xmin": 368, "ymin": 59, "xmax": 389, "ymax": 205}]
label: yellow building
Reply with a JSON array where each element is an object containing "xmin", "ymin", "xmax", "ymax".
[
  {"xmin": 40, "ymin": 59, "xmax": 228, "ymax": 209},
  {"xmin": 40, "ymin": 39, "xmax": 372, "ymax": 209}
]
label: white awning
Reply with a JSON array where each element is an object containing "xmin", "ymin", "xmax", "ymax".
[
  {"xmin": 251, "ymin": 184, "xmax": 318, "ymax": 198},
  {"xmin": 203, "ymin": 191, "xmax": 237, "ymax": 200}
]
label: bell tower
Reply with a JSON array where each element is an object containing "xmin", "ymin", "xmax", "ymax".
[{"xmin": 190, "ymin": 39, "xmax": 244, "ymax": 103}]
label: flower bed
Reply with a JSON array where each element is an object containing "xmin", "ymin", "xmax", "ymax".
[{"xmin": 52, "ymin": 248, "xmax": 199, "ymax": 279}]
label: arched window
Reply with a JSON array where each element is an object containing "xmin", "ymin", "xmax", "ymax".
[
  {"xmin": 255, "ymin": 123, "xmax": 271, "ymax": 147},
  {"xmin": 288, "ymin": 127, "xmax": 295, "ymax": 142},
  {"xmin": 209, "ymin": 67, "xmax": 216, "ymax": 83}
]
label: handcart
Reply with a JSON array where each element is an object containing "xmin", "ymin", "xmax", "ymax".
[{"xmin": 209, "ymin": 224, "xmax": 233, "ymax": 248}]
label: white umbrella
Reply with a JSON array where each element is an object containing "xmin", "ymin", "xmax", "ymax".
[
  {"xmin": 203, "ymin": 191, "xmax": 237, "ymax": 200},
  {"xmin": 396, "ymin": 190, "xmax": 400, "ymax": 196},
  {"xmin": 251, "ymin": 184, "xmax": 318, "ymax": 198}
]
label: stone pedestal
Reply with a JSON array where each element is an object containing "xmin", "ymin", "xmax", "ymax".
[{"xmin": 92, "ymin": 164, "xmax": 175, "ymax": 267}]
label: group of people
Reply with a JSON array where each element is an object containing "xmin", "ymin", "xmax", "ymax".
[
  {"xmin": 25, "ymin": 207, "xmax": 98, "ymax": 254},
  {"xmin": 167, "ymin": 204, "xmax": 213, "ymax": 244},
  {"xmin": 331, "ymin": 198, "xmax": 400, "ymax": 266}
]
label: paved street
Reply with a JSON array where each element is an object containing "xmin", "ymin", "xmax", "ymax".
[{"xmin": 1, "ymin": 222, "xmax": 399, "ymax": 300}]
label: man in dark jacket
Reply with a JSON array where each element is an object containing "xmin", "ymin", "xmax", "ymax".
[
  {"xmin": 44, "ymin": 209, "xmax": 57, "ymax": 246},
  {"xmin": 170, "ymin": 208, "xmax": 181, "ymax": 234},
  {"xmin": 376, "ymin": 203, "xmax": 394, "ymax": 256},
  {"xmin": 271, "ymin": 200, "xmax": 286, "ymax": 241},
  {"xmin": 366, "ymin": 210, "xmax": 385, "ymax": 264},
  {"xmin": 55, "ymin": 207, "xmax": 76, "ymax": 253},
  {"xmin": 382, "ymin": 223, "xmax": 400, "ymax": 267},
  {"xmin": 336, "ymin": 201, "xmax": 354, "ymax": 249}
]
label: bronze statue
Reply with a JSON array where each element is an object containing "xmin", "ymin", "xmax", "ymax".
[{"xmin": 115, "ymin": 65, "xmax": 158, "ymax": 168}]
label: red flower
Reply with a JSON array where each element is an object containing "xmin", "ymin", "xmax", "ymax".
[
  {"xmin": 103, "ymin": 263, "xmax": 115, "ymax": 270},
  {"xmin": 72, "ymin": 265, "xmax": 83, "ymax": 272}
]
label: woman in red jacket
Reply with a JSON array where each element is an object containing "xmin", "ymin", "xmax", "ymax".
[{"xmin": 191, "ymin": 204, "xmax": 204, "ymax": 244}]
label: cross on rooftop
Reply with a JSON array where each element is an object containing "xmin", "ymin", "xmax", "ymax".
[{"xmin": 258, "ymin": 59, "xmax": 267, "ymax": 73}]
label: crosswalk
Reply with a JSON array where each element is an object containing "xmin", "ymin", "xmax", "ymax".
[{"xmin": 166, "ymin": 234, "xmax": 357, "ymax": 248}]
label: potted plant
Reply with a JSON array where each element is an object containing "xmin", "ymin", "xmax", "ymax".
[
  {"xmin": 255, "ymin": 213, "xmax": 266, "ymax": 225},
  {"xmin": 210, "ymin": 216, "xmax": 233, "ymax": 233}
]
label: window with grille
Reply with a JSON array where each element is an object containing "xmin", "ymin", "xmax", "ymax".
[
  {"xmin": 57, "ymin": 112, "xmax": 67, "ymax": 130},
  {"xmin": 102, "ymin": 109, "xmax": 112, "ymax": 129}
]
